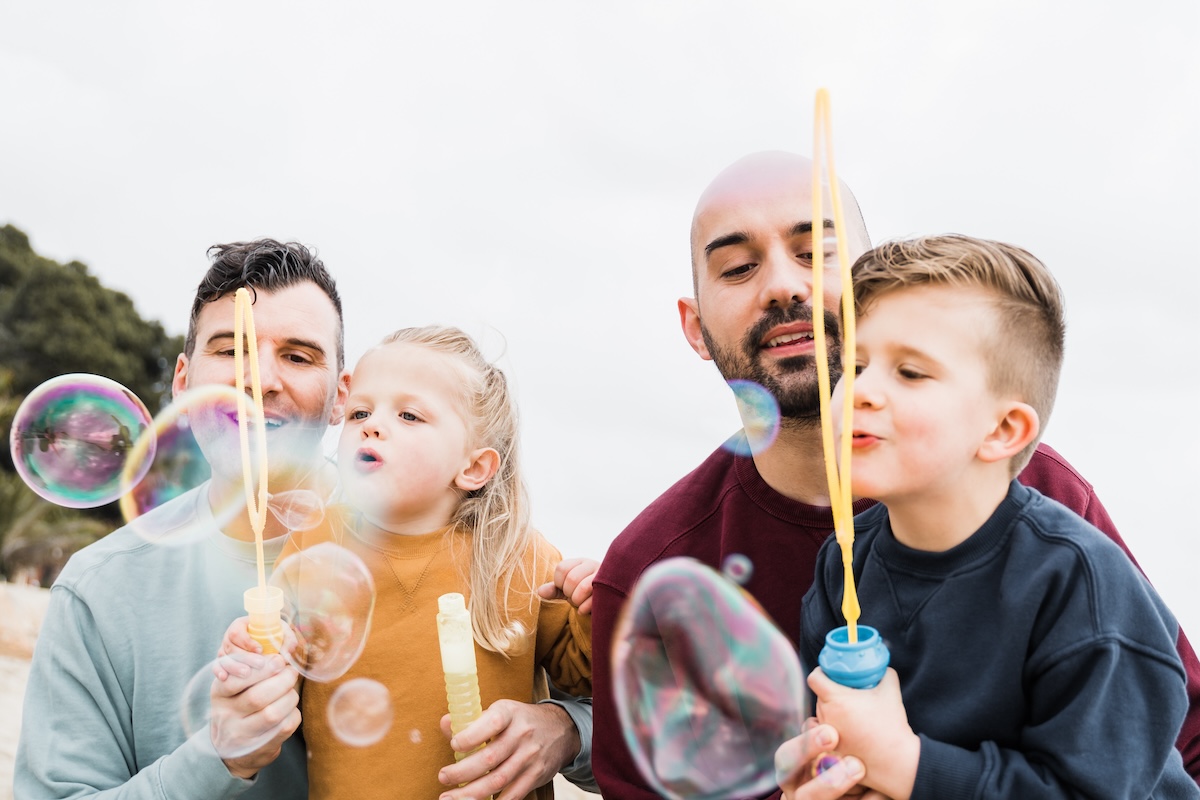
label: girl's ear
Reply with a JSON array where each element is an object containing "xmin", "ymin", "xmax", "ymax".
[
  {"xmin": 978, "ymin": 402, "xmax": 1039, "ymax": 464},
  {"xmin": 455, "ymin": 447, "xmax": 501, "ymax": 492}
]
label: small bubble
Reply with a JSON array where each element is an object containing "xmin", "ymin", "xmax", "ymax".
[
  {"xmin": 327, "ymin": 678, "xmax": 393, "ymax": 747},
  {"xmin": 721, "ymin": 554, "xmax": 753, "ymax": 585},
  {"xmin": 409, "ymin": 728, "xmax": 422, "ymax": 744},
  {"xmin": 724, "ymin": 381, "xmax": 780, "ymax": 456}
]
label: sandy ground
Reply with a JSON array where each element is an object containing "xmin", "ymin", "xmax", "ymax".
[{"xmin": 0, "ymin": 581, "xmax": 592, "ymax": 799}]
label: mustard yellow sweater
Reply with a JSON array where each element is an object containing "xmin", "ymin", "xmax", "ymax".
[{"xmin": 277, "ymin": 514, "xmax": 591, "ymax": 800}]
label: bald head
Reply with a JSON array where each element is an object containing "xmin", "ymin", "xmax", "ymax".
[{"xmin": 690, "ymin": 151, "xmax": 871, "ymax": 290}]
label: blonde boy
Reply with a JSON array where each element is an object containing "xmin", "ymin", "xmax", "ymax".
[{"xmin": 800, "ymin": 235, "xmax": 1195, "ymax": 799}]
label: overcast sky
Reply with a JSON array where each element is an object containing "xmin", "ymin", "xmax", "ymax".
[{"xmin": 2, "ymin": 1, "xmax": 1196, "ymax": 634}]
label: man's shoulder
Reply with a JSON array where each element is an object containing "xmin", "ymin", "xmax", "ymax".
[
  {"xmin": 599, "ymin": 445, "xmax": 740, "ymax": 587},
  {"xmin": 1018, "ymin": 443, "xmax": 1097, "ymax": 516},
  {"xmin": 54, "ymin": 488, "xmax": 205, "ymax": 595}
]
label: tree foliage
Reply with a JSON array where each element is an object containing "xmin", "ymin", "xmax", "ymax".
[
  {"xmin": 0, "ymin": 225, "xmax": 185, "ymax": 583},
  {"xmin": 0, "ymin": 224, "xmax": 182, "ymax": 413}
]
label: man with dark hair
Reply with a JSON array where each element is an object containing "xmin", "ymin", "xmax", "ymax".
[
  {"xmin": 16, "ymin": 239, "xmax": 345, "ymax": 799},
  {"xmin": 591, "ymin": 152, "xmax": 1200, "ymax": 799}
]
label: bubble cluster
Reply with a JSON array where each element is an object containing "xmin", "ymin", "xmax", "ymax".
[
  {"xmin": 269, "ymin": 542, "xmax": 376, "ymax": 682},
  {"xmin": 613, "ymin": 557, "xmax": 806, "ymax": 800},
  {"xmin": 724, "ymin": 380, "xmax": 780, "ymax": 457},
  {"xmin": 720, "ymin": 553, "xmax": 754, "ymax": 586},
  {"xmin": 9, "ymin": 374, "xmax": 155, "ymax": 508},
  {"xmin": 327, "ymin": 678, "xmax": 393, "ymax": 747}
]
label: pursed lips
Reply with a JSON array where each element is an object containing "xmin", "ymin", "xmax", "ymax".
[{"xmin": 354, "ymin": 447, "xmax": 384, "ymax": 472}]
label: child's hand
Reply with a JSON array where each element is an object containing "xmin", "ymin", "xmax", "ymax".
[
  {"xmin": 807, "ymin": 667, "xmax": 919, "ymax": 799},
  {"xmin": 536, "ymin": 557, "xmax": 598, "ymax": 615},
  {"xmin": 213, "ymin": 616, "xmax": 263, "ymax": 681}
]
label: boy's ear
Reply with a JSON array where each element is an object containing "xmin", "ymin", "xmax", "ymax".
[
  {"xmin": 978, "ymin": 402, "xmax": 1040, "ymax": 464},
  {"xmin": 455, "ymin": 447, "xmax": 501, "ymax": 492}
]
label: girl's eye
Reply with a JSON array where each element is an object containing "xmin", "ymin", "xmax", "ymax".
[
  {"xmin": 350, "ymin": 410, "xmax": 370, "ymax": 421},
  {"xmin": 400, "ymin": 411, "xmax": 419, "ymax": 422}
]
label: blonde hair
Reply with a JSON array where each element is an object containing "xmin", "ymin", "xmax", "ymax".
[
  {"xmin": 849, "ymin": 235, "xmax": 1066, "ymax": 474},
  {"xmin": 380, "ymin": 325, "xmax": 547, "ymax": 655}
]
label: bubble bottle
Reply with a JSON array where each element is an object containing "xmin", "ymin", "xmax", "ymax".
[
  {"xmin": 818, "ymin": 623, "xmax": 890, "ymax": 689},
  {"xmin": 436, "ymin": 593, "xmax": 485, "ymax": 760},
  {"xmin": 244, "ymin": 585, "xmax": 284, "ymax": 655}
]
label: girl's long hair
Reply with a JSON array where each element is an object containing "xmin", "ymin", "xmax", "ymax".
[{"xmin": 381, "ymin": 325, "xmax": 546, "ymax": 655}]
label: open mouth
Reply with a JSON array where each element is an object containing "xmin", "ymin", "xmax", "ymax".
[{"xmin": 764, "ymin": 330, "xmax": 814, "ymax": 348}]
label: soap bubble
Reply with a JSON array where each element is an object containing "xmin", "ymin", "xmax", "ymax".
[
  {"xmin": 720, "ymin": 553, "xmax": 753, "ymax": 586},
  {"xmin": 613, "ymin": 557, "xmax": 806, "ymax": 800},
  {"xmin": 181, "ymin": 652, "xmax": 292, "ymax": 759},
  {"xmin": 9, "ymin": 374, "xmax": 154, "ymax": 508},
  {"xmin": 267, "ymin": 489, "xmax": 326, "ymax": 532},
  {"xmin": 327, "ymin": 678, "xmax": 393, "ymax": 747},
  {"xmin": 269, "ymin": 541, "xmax": 376, "ymax": 682},
  {"xmin": 118, "ymin": 385, "xmax": 244, "ymax": 545},
  {"xmin": 723, "ymin": 380, "xmax": 780, "ymax": 457}
]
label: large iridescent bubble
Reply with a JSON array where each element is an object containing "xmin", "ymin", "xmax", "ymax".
[
  {"xmin": 9, "ymin": 373, "xmax": 154, "ymax": 508},
  {"xmin": 269, "ymin": 541, "xmax": 376, "ymax": 682},
  {"xmin": 613, "ymin": 557, "xmax": 806, "ymax": 800}
]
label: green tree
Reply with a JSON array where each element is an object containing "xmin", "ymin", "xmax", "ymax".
[{"xmin": 0, "ymin": 225, "xmax": 185, "ymax": 583}]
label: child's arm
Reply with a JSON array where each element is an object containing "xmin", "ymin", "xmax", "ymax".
[
  {"xmin": 537, "ymin": 556, "xmax": 598, "ymax": 616},
  {"xmin": 807, "ymin": 667, "xmax": 918, "ymax": 800}
]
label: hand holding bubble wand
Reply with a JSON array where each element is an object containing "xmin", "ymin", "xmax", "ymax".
[
  {"xmin": 811, "ymin": 89, "xmax": 889, "ymax": 687},
  {"xmin": 231, "ymin": 287, "xmax": 286, "ymax": 653}
]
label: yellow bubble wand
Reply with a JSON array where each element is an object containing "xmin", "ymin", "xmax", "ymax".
[
  {"xmin": 811, "ymin": 88, "xmax": 861, "ymax": 643},
  {"xmin": 233, "ymin": 287, "xmax": 284, "ymax": 652}
]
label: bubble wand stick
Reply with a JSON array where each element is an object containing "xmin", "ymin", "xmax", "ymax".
[
  {"xmin": 811, "ymin": 89, "xmax": 890, "ymax": 690},
  {"xmin": 811, "ymin": 88, "xmax": 860, "ymax": 643},
  {"xmin": 233, "ymin": 288, "xmax": 284, "ymax": 653}
]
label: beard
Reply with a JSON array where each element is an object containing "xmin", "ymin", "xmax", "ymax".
[{"xmin": 699, "ymin": 303, "xmax": 842, "ymax": 421}]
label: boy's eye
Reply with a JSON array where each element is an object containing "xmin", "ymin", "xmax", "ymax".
[
  {"xmin": 898, "ymin": 366, "xmax": 926, "ymax": 380},
  {"xmin": 854, "ymin": 363, "xmax": 865, "ymax": 376}
]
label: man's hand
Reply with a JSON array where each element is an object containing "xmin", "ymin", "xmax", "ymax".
[
  {"xmin": 209, "ymin": 650, "xmax": 302, "ymax": 780},
  {"xmin": 536, "ymin": 557, "xmax": 598, "ymax": 615},
  {"xmin": 775, "ymin": 721, "xmax": 886, "ymax": 800},
  {"xmin": 437, "ymin": 699, "xmax": 580, "ymax": 799}
]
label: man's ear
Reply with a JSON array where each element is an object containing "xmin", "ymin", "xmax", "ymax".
[
  {"xmin": 455, "ymin": 447, "xmax": 501, "ymax": 492},
  {"xmin": 171, "ymin": 353, "xmax": 190, "ymax": 400},
  {"xmin": 328, "ymin": 370, "xmax": 352, "ymax": 425},
  {"xmin": 978, "ymin": 402, "xmax": 1040, "ymax": 464},
  {"xmin": 678, "ymin": 297, "xmax": 712, "ymax": 361}
]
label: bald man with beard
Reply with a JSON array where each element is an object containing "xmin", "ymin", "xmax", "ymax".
[{"xmin": 591, "ymin": 151, "xmax": 1200, "ymax": 799}]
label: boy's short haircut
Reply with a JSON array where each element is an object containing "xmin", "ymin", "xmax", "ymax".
[
  {"xmin": 849, "ymin": 234, "xmax": 1066, "ymax": 474},
  {"xmin": 185, "ymin": 239, "xmax": 344, "ymax": 369}
]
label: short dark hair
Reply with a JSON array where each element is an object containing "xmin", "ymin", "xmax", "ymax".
[{"xmin": 184, "ymin": 239, "xmax": 344, "ymax": 369}]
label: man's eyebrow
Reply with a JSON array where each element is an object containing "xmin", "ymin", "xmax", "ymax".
[
  {"xmin": 204, "ymin": 332, "xmax": 328, "ymax": 358},
  {"xmin": 704, "ymin": 232, "xmax": 749, "ymax": 257},
  {"xmin": 790, "ymin": 220, "xmax": 835, "ymax": 237},
  {"xmin": 704, "ymin": 219, "xmax": 837, "ymax": 258}
]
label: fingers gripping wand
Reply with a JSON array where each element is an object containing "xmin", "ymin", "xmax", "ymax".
[
  {"xmin": 234, "ymin": 288, "xmax": 284, "ymax": 653},
  {"xmin": 811, "ymin": 89, "xmax": 889, "ymax": 688}
]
